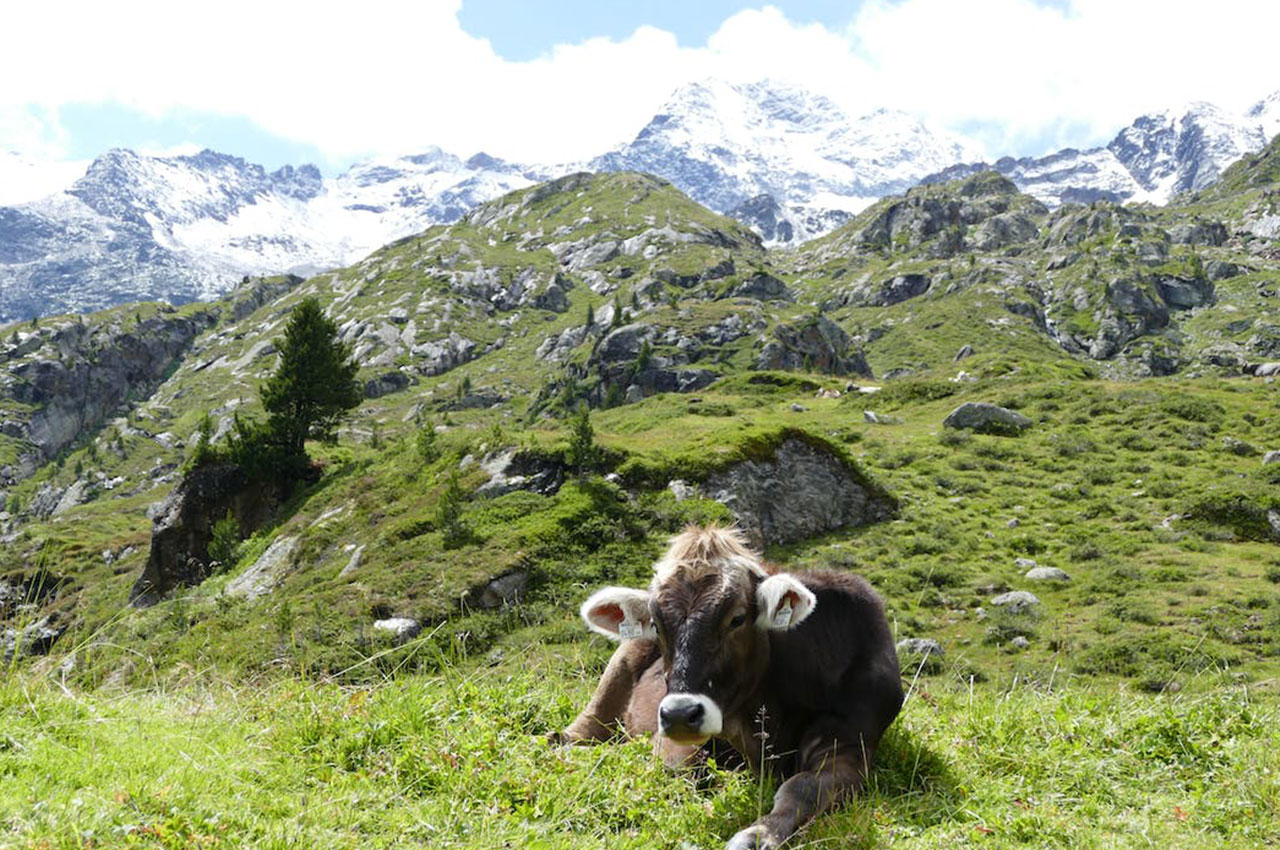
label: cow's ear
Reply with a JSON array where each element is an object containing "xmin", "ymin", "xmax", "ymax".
[
  {"xmin": 755, "ymin": 574, "xmax": 816, "ymax": 631},
  {"xmin": 580, "ymin": 587, "xmax": 656, "ymax": 641}
]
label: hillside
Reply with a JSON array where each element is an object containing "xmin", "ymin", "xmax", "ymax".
[{"xmin": 2, "ymin": 161, "xmax": 1280, "ymax": 848}]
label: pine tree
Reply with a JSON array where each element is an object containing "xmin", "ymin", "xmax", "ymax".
[
  {"xmin": 260, "ymin": 297, "xmax": 361, "ymax": 462},
  {"xmin": 565, "ymin": 405, "xmax": 599, "ymax": 473},
  {"xmin": 436, "ymin": 470, "xmax": 471, "ymax": 549}
]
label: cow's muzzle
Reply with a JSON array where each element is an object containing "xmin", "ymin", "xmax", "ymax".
[{"xmin": 658, "ymin": 693, "xmax": 723, "ymax": 744}]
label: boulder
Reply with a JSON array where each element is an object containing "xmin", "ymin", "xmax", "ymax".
[
  {"xmin": 468, "ymin": 571, "xmax": 529, "ymax": 609},
  {"xmin": 130, "ymin": 462, "xmax": 291, "ymax": 606},
  {"xmin": 224, "ymin": 536, "xmax": 298, "ymax": 600},
  {"xmin": 872, "ymin": 274, "xmax": 931, "ymax": 306},
  {"xmin": 754, "ymin": 317, "xmax": 871, "ymax": 377},
  {"xmin": 1262, "ymin": 451, "xmax": 1280, "ymax": 465},
  {"xmin": 364, "ymin": 370, "xmax": 412, "ymax": 399},
  {"xmin": 723, "ymin": 272, "xmax": 794, "ymax": 302},
  {"xmin": 942, "ymin": 402, "xmax": 1032, "ymax": 435},
  {"xmin": 702, "ymin": 436, "xmax": 895, "ymax": 548},
  {"xmin": 990, "ymin": 590, "xmax": 1040, "ymax": 614},
  {"xmin": 373, "ymin": 617, "xmax": 422, "ymax": 642},
  {"xmin": 1025, "ymin": 566, "xmax": 1071, "ymax": 581},
  {"xmin": 896, "ymin": 637, "xmax": 944, "ymax": 657},
  {"xmin": 1155, "ymin": 276, "xmax": 1215, "ymax": 310},
  {"xmin": 597, "ymin": 323, "xmax": 655, "ymax": 363},
  {"xmin": 474, "ymin": 448, "xmax": 564, "ymax": 498}
]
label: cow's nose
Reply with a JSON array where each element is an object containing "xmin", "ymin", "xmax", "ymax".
[{"xmin": 660, "ymin": 699, "xmax": 705, "ymax": 729}]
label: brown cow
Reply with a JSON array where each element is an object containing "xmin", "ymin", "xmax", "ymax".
[{"xmin": 558, "ymin": 525, "xmax": 903, "ymax": 850}]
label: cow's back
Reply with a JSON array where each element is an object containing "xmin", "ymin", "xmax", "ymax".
[{"xmin": 760, "ymin": 570, "xmax": 902, "ymax": 772}]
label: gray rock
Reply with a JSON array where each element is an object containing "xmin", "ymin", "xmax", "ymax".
[
  {"xmin": 754, "ymin": 316, "xmax": 871, "ymax": 377},
  {"xmin": 131, "ymin": 462, "xmax": 289, "ymax": 606},
  {"xmin": 1263, "ymin": 451, "xmax": 1280, "ymax": 465},
  {"xmin": 1025, "ymin": 566, "xmax": 1071, "ymax": 581},
  {"xmin": 942, "ymin": 402, "xmax": 1032, "ymax": 435},
  {"xmin": 1155, "ymin": 276, "xmax": 1215, "ymax": 310},
  {"xmin": 2, "ymin": 615, "xmax": 65, "ymax": 662},
  {"xmin": 896, "ymin": 637, "xmax": 944, "ymax": 657},
  {"xmin": 337, "ymin": 544, "xmax": 365, "ymax": 579},
  {"xmin": 954, "ymin": 344, "xmax": 974, "ymax": 362},
  {"xmin": 990, "ymin": 590, "xmax": 1040, "ymax": 614},
  {"xmin": 790, "ymin": 403, "xmax": 807, "ymax": 412},
  {"xmin": 51, "ymin": 479, "xmax": 91, "ymax": 515},
  {"xmin": 373, "ymin": 617, "xmax": 421, "ymax": 642},
  {"xmin": 723, "ymin": 271, "xmax": 793, "ymax": 302},
  {"xmin": 598, "ymin": 323, "xmax": 655, "ymax": 363},
  {"xmin": 1205, "ymin": 260, "xmax": 1241, "ymax": 281},
  {"xmin": 1014, "ymin": 557, "xmax": 1038, "ymax": 569},
  {"xmin": 873, "ymin": 274, "xmax": 931, "ymax": 306},
  {"xmin": 471, "ymin": 571, "xmax": 528, "ymax": 609},
  {"xmin": 1010, "ymin": 636, "xmax": 1031, "ymax": 650},
  {"xmin": 225, "ymin": 535, "xmax": 298, "ymax": 600},
  {"xmin": 668, "ymin": 479, "xmax": 698, "ymax": 501},
  {"xmin": 412, "ymin": 332, "xmax": 476, "ymax": 377},
  {"xmin": 703, "ymin": 437, "xmax": 894, "ymax": 548},
  {"xmin": 1167, "ymin": 221, "xmax": 1227, "ymax": 246},
  {"xmin": 364, "ymin": 370, "xmax": 411, "ymax": 399},
  {"xmin": 474, "ymin": 448, "xmax": 564, "ymax": 498}
]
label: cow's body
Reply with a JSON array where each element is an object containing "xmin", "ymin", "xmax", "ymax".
[{"xmin": 559, "ymin": 526, "xmax": 902, "ymax": 850}]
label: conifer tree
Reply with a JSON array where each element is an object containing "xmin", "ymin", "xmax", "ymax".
[{"xmin": 260, "ymin": 297, "xmax": 361, "ymax": 462}]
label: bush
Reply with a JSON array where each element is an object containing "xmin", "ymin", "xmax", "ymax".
[
  {"xmin": 436, "ymin": 470, "xmax": 472, "ymax": 550},
  {"xmin": 208, "ymin": 511, "xmax": 242, "ymax": 572}
]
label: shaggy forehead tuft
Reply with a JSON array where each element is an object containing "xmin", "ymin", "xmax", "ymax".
[{"xmin": 651, "ymin": 525, "xmax": 766, "ymax": 592}]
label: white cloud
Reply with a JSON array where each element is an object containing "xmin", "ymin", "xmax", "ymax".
[{"xmin": 1, "ymin": 0, "xmax": 1278, "ymax": 167}]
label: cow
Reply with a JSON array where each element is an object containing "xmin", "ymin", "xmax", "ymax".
[{"xmin": 556, "ymin": 525, "xmax": 903, "ymax": 850}]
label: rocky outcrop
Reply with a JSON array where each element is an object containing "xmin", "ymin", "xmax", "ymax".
[
  {"xmin": 702, "ymin": 436, "xmax": 895, "ymax": 547},
  {"xmin": 131, "ymin": 462, "xmax": 290, "ymax": 606},
  {"xmin": 364, "ymin": 370, "xmax": 412, "ymax": 399},
  {"xmin": 1, "ymin": 308, "xmax": 217, "ymax": 476},
  {"xmin": 224, "ymin": 535, "xmax": 298, "ymax": 600},
  {"xmin": 474, "ymin": 448, "xmax": 565, "ymax": 498},
  {"xmin": 412, "ymin": 332, "xmax": 476, "ymax": 376},
  {"xmin": 943, "ymin": 402, "xmax": 1032, "ymax": 435},
  {"xmin": 755, "ymin": 317, "xmax": 871, "ymax": 377},
  {"xmin": 722, "ymin": 271, "xmax": 794, "ymax": 301}
]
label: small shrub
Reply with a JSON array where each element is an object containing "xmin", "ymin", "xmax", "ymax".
[
  {"xmin": 436, "ymin": 470, "xmax": 472, "ymax": 549},
  {"xmin": 208, "ymin": 511, "xmax": 242, "ymax": 572}
]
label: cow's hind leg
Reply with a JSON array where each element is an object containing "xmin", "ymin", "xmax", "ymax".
[
  {"xmin": 725, "ymin": 726, "xmax": 874, "ymax": 850},
  {"xmin": 556, "ymin": 639, "xmax": 659, "ymax": 743}
]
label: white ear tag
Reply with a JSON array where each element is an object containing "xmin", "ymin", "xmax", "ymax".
[
  {"xmin": 775, "ymin": 601, "xmax": 793, "ymax": 628},
  {"xmin": 618, "ymin": 621, "xmax": 643, "ymax": 639}
]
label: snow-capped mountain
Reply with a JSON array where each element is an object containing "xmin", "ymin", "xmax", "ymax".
[
  {"xmin": 0, "ymin": 148, "xmax": 542, "ymax": 322},
  {"xmin": 3, "ymin": 79, "xmax": 1280, "ymax": 323},
  {"xmin": 590, "ymin": 79, "xmax": 982, "ymax": 243},
  {"xmin": 924, "ymin": 96, "xmax": 1280, "ymax": 207}
]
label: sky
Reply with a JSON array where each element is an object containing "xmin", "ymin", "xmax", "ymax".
[{"xmin": 1, "ymin": 0, "xmax": 1278, "ymax": 178}]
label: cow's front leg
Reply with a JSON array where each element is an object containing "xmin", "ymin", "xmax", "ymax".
[
  {"xmin": 725, "ymin": 741, "xmax": 868, "ymax": 850},
  {"xmin": 556, "ymin": 638, "xmax": 659, "ymax": 743}
]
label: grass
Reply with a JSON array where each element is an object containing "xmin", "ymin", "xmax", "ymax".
[{"xmin": 2, "ymin": 649, "xmax": 1276, "ymax": 850}]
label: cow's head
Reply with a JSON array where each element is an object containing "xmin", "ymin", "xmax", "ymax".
[{"xmin": 580, "ymin": 525, "xmax": 816, "ymax": 745}]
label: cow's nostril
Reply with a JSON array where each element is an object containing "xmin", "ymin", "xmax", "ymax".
[{"xmin": 686, "ymin": 702, "xmax": 705, "ymax": 724}]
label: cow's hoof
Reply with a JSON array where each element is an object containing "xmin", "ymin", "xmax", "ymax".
[{"xmin": 726, "ymin": 825, "xmax": 779, "ymax": 850}]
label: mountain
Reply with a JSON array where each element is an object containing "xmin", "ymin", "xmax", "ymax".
[
  {"xmin": 924, "ymin": 96, "xmax": 1280, "ymax": 207},
  {"xmin": 0, "ymin": 148, "xmax": 542, "ymax": 322},
  {"xmin": 4, "ymin": 82, "xmax": 1280, "ymax": 323},
  {"xmin": 590, "ymin": 79, "xmax": 982, "ymax": 243}
]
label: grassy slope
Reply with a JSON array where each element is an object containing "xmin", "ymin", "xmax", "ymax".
[{"xmin": 3, "ymin": 656, "xmax": 1277, "ymax": 849}]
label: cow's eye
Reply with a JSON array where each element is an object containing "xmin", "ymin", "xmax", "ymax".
[{"xmin": 729, "ymin": 613, "xmax": 747, "ymax": 630}]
